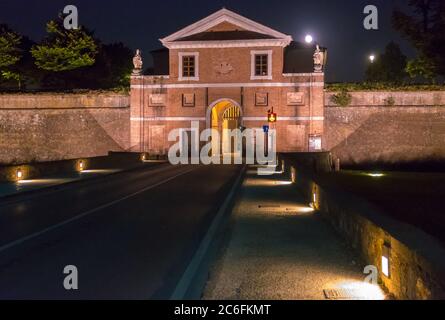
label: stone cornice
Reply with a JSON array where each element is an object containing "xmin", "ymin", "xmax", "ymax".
[{"xmin": 163, "ymin": 39, "xmax": 291, "ymax": 49}]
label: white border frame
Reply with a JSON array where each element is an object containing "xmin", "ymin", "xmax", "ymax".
[
  {"xmin": 250, "ymin": 50, "xmax": 272, "ymax": 80},
  {"xmin": 178, "ymin": 52, "xmax": 199, "ymax": 81}
]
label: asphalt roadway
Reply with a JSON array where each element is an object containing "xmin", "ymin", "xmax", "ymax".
[{"xmin": 0, "ymin": 163, "xmax": 242, "ymax": 299}]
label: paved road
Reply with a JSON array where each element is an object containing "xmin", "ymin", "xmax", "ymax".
[
  {"xmin": 203, "ymin": 166, "xmax": 385, "ymax": 300},
  {"xmin": 0, "ymin": 163, "xmax": 241, "ymax": 299}
]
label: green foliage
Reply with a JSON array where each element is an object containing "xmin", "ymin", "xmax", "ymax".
[
  {"xmin": 383, "ymin": 96, "xmax": 396, "ymax": 106},
  {"xmin": 406, "ymin": 55, "xmax": 437, "ymax": 82},
  {"xmin": 0, "ymin": 24, "xmax": 23, "ymax": 88},
  {"xmin": 0, "ymin": 24, "xmax": 22, "ymax": 69},
  {"xmin": 392, "ymin": 0, "xmax": 445, "ymax": 77},
  {"xmin": 326, "ymin": 82, "xmax": 445, "ymax": 92},
  {"xmin": 365, "ymin": 42, "xmax": 407, "ymax": 83},
  {"xmin": 1, "ymin": 17, "xmax": 131, "ymax": 91},
  {"xmin": 330, "ymin": 89, "xmax": 352, "ymax": 107},
  {"xmin": 86, "ymin": 42, "xmax": 133, "ymax": 88},
  {"xmin": 31, "ymin": 20, "xmax": 98, "ymax": 72}
]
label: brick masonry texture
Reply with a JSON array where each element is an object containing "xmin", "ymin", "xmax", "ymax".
[
  {"xmin": 1, "ymin": 91, "xmax": 445, "ymax": 165},
  {"xmin": 324, "ymin": 91, "xmax": 445, "ymax": 165},
  {"xmin": 130, "ymin": 45, "xmax": 325, "ymax": 154},
  {"xmin": 0, "ymin": 93, "xmax": 130, "ymax": 164}
]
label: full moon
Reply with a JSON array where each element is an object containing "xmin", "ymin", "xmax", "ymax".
[{"xmin": 305, "ymin": 35, "xmax": 313, "ymax": 44}]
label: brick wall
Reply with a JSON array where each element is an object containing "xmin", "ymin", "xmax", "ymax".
[
  {"xmin": 0, "ymin": 93, "xmax": 130, "ymax": 165},
  {"xmin": 324, "ymin": 91, "xmax": 445, "ymax": 165}
]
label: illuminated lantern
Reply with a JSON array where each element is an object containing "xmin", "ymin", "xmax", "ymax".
[{"xmin": 267, "ymin": 108, "xmax": 277, "ymax": 123}]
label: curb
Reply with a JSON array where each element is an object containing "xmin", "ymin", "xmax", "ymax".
[
  {"xmin": 170, "ymin": 165, "xmax": 247, "ymax": 300},
  {"xmin": 0, "ymin": 162, "xmax": 168, "ymax": 204}
]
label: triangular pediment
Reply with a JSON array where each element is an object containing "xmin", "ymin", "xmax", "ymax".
[
  {"xmin": 206, "ymin": 21, "xmax": 247, "ymax": 32},
  {"xmin": 160, "ymin": 8, "xmax": 292, "ymax": 45}
]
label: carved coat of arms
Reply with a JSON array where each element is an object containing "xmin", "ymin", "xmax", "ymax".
[{"xmin": 214, "ymin": 61, "xmax": 234, "ymax": 76}]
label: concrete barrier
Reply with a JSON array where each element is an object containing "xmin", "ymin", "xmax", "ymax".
[{"xmin": 283, "ymin": 153, "xmax": 445, "ymax": 300}]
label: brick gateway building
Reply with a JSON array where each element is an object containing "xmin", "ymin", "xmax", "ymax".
[{"xmin": 130, "ymin": 8, "xmax": 326, "ymax": 156}]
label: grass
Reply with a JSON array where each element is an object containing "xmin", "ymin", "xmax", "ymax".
[{"xmin": 319, "ymin": 170, "xmax": 445, "ymax": 244}]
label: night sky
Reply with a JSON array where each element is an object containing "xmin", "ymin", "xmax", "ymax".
[{"xmin": 0, "ymin": 0, "xmax": 414, "ymax": 82}]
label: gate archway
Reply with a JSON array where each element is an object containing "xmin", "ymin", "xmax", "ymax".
[{"xmin": 206, "ymin": 99, "xmax": 243, "ymax": 156}]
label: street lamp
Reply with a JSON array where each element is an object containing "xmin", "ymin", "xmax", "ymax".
[
  {"xmin": 369, "ymin": 55, "xmax": 375, "ymax": 63},
  {"xmin": 305, "ymin": 34, "xmax": 313, "ymax": 44}
]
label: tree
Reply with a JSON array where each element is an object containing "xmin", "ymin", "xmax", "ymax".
[
  {"xmin": 43, "ymin": 42, "xmax": 134, "ymax": 89},
  {"xmin": 31, "ymin": 19, "xmax": 98, "ymax": 73},
  {"xmin": 393, "ymin": 0, "xmax": 445, "ymax": 78},
  {"xmin": 0, "ymin": 24, "xmax": 22, "ymax": 88},
  {"xmin": 365, "ymin": 41, "xmax": 407, "ymax": 83},
  {"xmin": 406, "ymin": 55, "xmax": 437, "ymax": 82},
  {"xmin": 84, "ymin": 42, "xmax": 133, "ymax": 88}
]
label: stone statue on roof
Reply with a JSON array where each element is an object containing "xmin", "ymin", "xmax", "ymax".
[
  {"xmin": 132, "ymin": 49, "xmax": 143, "ymax": 75},
  {"xmin": 313, "ymin": 45, "xmax": 325, "ymax": 73}
]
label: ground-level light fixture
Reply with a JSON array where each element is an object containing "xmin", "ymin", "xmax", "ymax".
[
  {"xmin": 78, "ymin": 160, "xmax": 85, "ymax": 172},
  {"xmin": 291, "ymin": 168, "xmax": 296, "ymax": 183},
  {"xmin": 382, "ymin": 243, "xmax": 391, "ymax": 278},
  {"xmin": 367, "ymin": 173, "xmax": 385, "ymax": 178},
  {"xmin": 310, "ymin": 190, "xmax": 318, "ymax": 209},
  {"xmin": 16, "ymin": 169, "xmax": 23, "ymax": 181},
  {"xmin": 305, "ymin": 34, "xmax": 313, "ymax": 44}
]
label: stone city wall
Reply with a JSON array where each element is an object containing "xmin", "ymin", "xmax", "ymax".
[
  {"xmin": 324, "ymin": 91, "xmax": 445, "ymax": 165},
  {"xmin": 0, "ymin": 93, "xmax": 130, "ymax": 165}
]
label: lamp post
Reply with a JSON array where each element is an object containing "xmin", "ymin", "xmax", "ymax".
[{"xmin": 305, "ymin": 34, "xmax": 313, "ymax": 44}]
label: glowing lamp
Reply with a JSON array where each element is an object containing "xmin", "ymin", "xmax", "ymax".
[
  {"xmin": 16, "ymin": 169, "xmax": 23, "ymax": 180},
  {"xmin": 78, "ymin": 160, "xmax": 85, "ymax": 171},
  {"xmin": 305, "ymin": 34, "xmax": 313, "ymax": 44},
  {"xmin": 367, "ymin": 173, "xmax": 384, "ymax": 178},
  {"xmin": 369, "ymin": 55, "xmax": 375, "ymax": 63},
  {"xmin": 382, "ymin": 243, "xmax": 391, "ymax": 278},
  {"xmin": 267, "ymin": 109, "xmax": 277, "ymax": 123},
  {"xmin": 310, "ymin": 191, "xmax": 318, "ymax": 209}
]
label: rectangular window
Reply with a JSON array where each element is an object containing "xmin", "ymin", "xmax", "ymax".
[
  {"xmin": 255, "ymin": 54, "xmax": 269, "ymax": 76},
  {"xmin": 251, "ymin": 50, "xmax": 272, "ymax": 80},
  {"xmin": 182, "ymin": 56, "xmax": 195, "ymax": 78}
]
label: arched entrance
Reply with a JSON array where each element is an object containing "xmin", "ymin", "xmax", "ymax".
[{"xmin": 206, "ymin": 99, "xmax": 243, "ymax": 156}]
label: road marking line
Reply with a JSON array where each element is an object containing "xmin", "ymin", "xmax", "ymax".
[{"xmin": 0, "ymin": 167, "xmax": 197, "ymax": 253}]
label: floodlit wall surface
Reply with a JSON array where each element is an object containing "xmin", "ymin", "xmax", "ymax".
[
  {"xmin": 0, "ymin": 93, "xmax": 130, "ymax": 164},
  {"xmin": 324, "ymin": 91, "xmax": 445, "ymax": 165}
]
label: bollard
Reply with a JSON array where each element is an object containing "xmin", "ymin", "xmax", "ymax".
[{"xmin": 291, "ymin": 167, "xmax": 297, "ymax": 183}]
